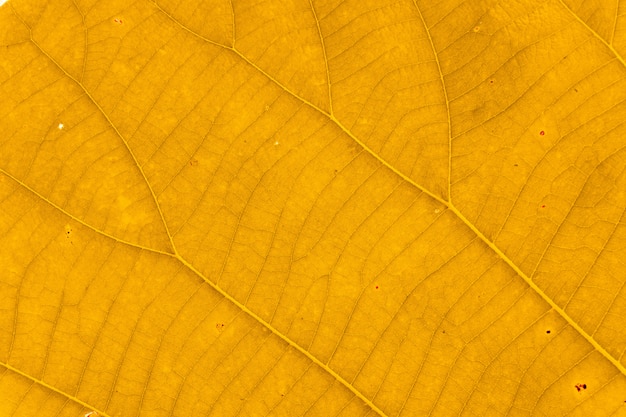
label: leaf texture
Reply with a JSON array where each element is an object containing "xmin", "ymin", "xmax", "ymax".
[{"xmin": 1, "ymin": 0, "xmax": 626, "ymax": 416}]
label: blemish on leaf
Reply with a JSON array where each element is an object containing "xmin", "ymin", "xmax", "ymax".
[
  {"xmin": 274, "ymin": 140, "xmax": 280, "ymax": 146},
  {"xmin": 513, "ymin": 163, "xmax": 518, "ymax": 167},
  {"xmin": 539, "ymin": 130, "xmax": 545, "ymax": 136},
  {"xmin": 216, "ymin": 323, "xmax": 224, "ymax": 331},
  {"xmin": 189, "ymin": 158, "xmax": 198, "ymax": 167},
  {"xmin": 489, "ymin": 79, "xmax": 494, "ymax": 84},
  {"xmin": 113, "ymin": 18, "xmax": 123, "ymax": 24},
  {"xmin": 64, "ymin": 224, "xmax": 72, "ymax": 238},
  {"xmin": 85, "ymin": 412, "xmax": 100, "ymax": 417},
  {"xmin": 434, "ymin": 208, "xmax": 441, "ymax": 214},
  {"xmin": 58, "ymin": 123, "xmax": 64, "ymax": 130},
  {"xmin": 546, "ymin": 330, "xmax": 550, "ymax": 334},
  {"xmin": 473, "ymin": 26, "xmax": 480, "ymax": 32},
  {"xmin": 574, "ymin": 383, "xmax": 587, "ymax": 392},
  {"xmin": 541, "ymin": 205, "xmax": 546, "ymax": 208},
  {"xmin": 375, "ymin": 285, "xmax": 379, "ymax": 289}
]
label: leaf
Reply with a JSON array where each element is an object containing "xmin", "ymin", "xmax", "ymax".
[{"xmin": 1, "ymin": 0, "xmax": 626, "ymax": 416}]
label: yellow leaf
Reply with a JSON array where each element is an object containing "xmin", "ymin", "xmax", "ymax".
[{"xmin": 1, "ymin": 0, "xmax": 626, "ymax": 416}]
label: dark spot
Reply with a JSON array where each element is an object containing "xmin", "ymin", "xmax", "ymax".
[
  {"xmin": 442, "ymin": 330, "xmax": 446, "ymax": 334},
  {"xmin": 489, "ymin": 79, "xmax": 494, "ymax": 84},
  {"xmin": 539, "ymin": 130, "xmax": 545, "ymax": 136},
  {"xmin": 513, "ymin": 164, "xmax": 518, "ymax": 167},
  {"xmin": 546, "ymin": 330, "xmax": 550, "ymax": 334},
  {"xmin": 583, "ymin": 384, "xmax": 586, "ymax": 389},
  {"xmin": 574, "ymin": 88, "xmax": 578, "ymax": 93},
  {"xmin": 375, "ymin": 285, "xmax": 379, "ymax": 289},
  {"xmin": 541, "ymin": 205, "xmax": 546, "ymax": 208}
]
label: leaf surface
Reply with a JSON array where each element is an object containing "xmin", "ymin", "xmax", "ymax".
[{"xmin": 1, "ymin": 0, "xmax": 626, "ymax": 416}]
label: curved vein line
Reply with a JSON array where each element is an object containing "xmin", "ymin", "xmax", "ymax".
[
  {"xmin": 558, "ymin": 0, "xmax": 626, "ymax": 68},
  {"xmin": 410, "ymin": 0, "xmax": 453, "ymax": 202},
  {"xmin": 9, "ymin": 7, "xmax": 177, "ymax": 255},
  {"xmin": 0, "ymin": 168, "xmax": 175, "ymax": 256},
  {"xmin": 151, "ymin": 0, "xmax": 448, "ymax": 208},
  {"xmin": 0, "ymin": 361, "xmax": 110, "ymax": 417},
  {"xmin": 308, "ymin": 0, "xmax": 333, "ymax": 114}
]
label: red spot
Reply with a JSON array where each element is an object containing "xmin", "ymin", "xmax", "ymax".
[
  {"xmin": 489, "ymin": 79, "xmax": 494, "ymax": 84},
  {"xmin": 375, "ymin": 285, "xmax": 379, "ymax": 289},
  {"xmin": 541, "ymin": 205, "xmax": 546, "ymax": 208},
  {"xmin": 539, "ymin": 130, "xmax": 545, "ymax": 136}
]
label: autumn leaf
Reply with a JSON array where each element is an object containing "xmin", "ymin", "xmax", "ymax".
[{"xmin": 1, "ymin": 0, "xmax": 626, "ymax": 416}]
